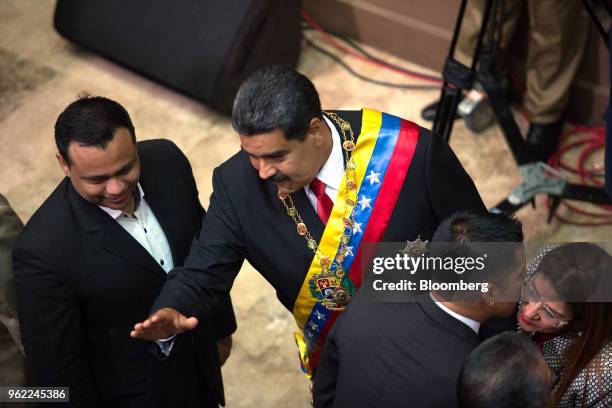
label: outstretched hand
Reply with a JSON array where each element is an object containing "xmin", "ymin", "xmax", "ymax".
[{"xmin": 130, "ymin": 307, "xmax": 198, "ymax": 340}]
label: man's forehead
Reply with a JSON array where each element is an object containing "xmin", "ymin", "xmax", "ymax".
[
  {"xmin": 239, "ymin": 132, "xmax": 295, "ymax": 155},
  {"xmin": 68, "ymin": 142, "xmax": 136, "ymax": 174},
  {"xmin": 68, "ymin": 143, "xmax": 110, "ymax": 164}
]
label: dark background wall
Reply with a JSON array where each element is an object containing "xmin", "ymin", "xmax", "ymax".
[{"xmin": 304, "ymin": 0, "xmax": 609, "ymax": 126}]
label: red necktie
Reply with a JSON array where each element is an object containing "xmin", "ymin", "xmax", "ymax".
[{"xmin": 309, "ymin": 178, "xmax": 334, "ymax": 224}]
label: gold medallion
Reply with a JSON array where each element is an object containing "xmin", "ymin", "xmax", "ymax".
[
  {"xmin": 297, "ymin": 223, "xmax": 307, "ymax": 235},
  {"xmin": 331, "ymin": 288, "xmax": 351, "ymax": 310},
  {"xmin": 343, "ymin": 141, "xmax": 356, "ymax": 151},
  {"xmin": 320, "ymin": 256, "xmax": 331, "ymax": 269}
]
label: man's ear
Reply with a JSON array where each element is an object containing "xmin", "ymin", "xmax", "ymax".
[
  {"xmin": 56, "ymin": 152, "xmax": 71, "ymax": 177},
  {"xmin": 482, "ymin": 283, "xmax": 497, "ymax": 306},
  {"xmin": 308, "ymin": 117, "xmax": 326, "ymax": 146}
]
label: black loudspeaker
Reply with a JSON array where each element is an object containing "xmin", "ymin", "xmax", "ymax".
[{"xmin": 54, "ymin": 0, "xmax": 302, "ymax": 114}]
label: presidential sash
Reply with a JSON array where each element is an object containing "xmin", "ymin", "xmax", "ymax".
[{"xmin": 292, "ymin": 108, "xmax": 420, "ymax": 377}]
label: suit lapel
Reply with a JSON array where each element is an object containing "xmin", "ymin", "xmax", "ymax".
[
  {"xmin": 67, "ymin": 179, "xmax": 167, "ymax": 279},
  {"xmin": 328, "ymin": 109, "xmax": 362, "ymax": 147}
]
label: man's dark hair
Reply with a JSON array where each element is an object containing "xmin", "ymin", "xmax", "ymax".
[
  {"xmin": 458, "ymin": 332, "xmax": 551, "ymax": 408},
  {"xmin": 429, "ymin": 210, "xmax": 524, "ymax": 299},
  {"xmin": 432, "ymin": 210, "xmax": 523, "ymax": 244},
  {"xmin": 55, "ymin": 94, "xmax": 136, "ymax": 165},
  {"xmin": 231, "ymin": 65, "xmax": 322, "ymax": 140}
]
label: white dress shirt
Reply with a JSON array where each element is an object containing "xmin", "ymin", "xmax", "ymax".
[
  {"xmin": 431, "ymin": 293, "xmax": 481, "ymax": 334},
  {"xmin": 99, "ymin": 183, "xmax": 175, "ymax": 354},
  {"xmin": 99, "ymin": 183, "xmax": 174, "ymax": 273}
]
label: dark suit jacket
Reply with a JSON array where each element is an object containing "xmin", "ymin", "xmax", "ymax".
[
  {"xmin": 13, "ymin": 140, "xmax": 236, "ymax": 408},
  {"xmin": 313, "ymin": 293, "xmax": 481, "ymax": 408},
  {"xmin": 152, "ymin": 110, "xmax": 485, "ymax": 321}
]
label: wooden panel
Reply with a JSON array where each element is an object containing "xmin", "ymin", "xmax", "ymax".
[
  {"xmin": 303, "ymin": 0, "xmax": 454, "ymax": 69},
  {"xmin": 367, "ymin": 0, "xmax": 459, "ymax": 27}
]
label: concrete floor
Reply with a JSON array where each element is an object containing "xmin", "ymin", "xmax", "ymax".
[{"xmin": 1, "ymin": 1, "xmax": 610, "ymax": 407}]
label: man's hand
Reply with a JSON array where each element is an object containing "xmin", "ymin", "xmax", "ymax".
[{"xmin": 130, "ymin": 307, "xmax": 198, "ymax": 340}]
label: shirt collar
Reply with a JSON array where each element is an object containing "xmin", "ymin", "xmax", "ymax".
[
  {"xmin": 98, "ymin": 183, "xmax": 144, "ymax": 220},
  {"xmin": 430, "ymin": 293, "xmax": 481, "ymax": 334},
  {"xmin": 314, "ymin": 115, "xmax": 344, "ymax": 190}
]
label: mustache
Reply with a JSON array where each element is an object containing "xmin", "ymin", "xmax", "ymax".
[{"xmin": 270, "ymin": 173, "xmax": 289, "ymax": 183}]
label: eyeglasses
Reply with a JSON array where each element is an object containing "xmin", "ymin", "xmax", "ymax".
[{"xmin": 521, "ymin": 278, "xmax": 569, "ymax": 328}]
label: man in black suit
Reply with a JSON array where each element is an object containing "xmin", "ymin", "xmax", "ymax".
[
  {"xmin": 13, "ymin": 96, "xmax": 236, "ymax": 407},
  {"xmin": 312, "ymin": 211, "xmax": 525, "ymax": 408},
  {"xmin": 131, "ymin": 66, "xmax": 486, "ymax": 375}
]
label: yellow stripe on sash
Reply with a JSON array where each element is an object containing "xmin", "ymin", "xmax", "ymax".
[{"xmin": 292, "ymin": 109, "xmax": 382, "ymax": 330}]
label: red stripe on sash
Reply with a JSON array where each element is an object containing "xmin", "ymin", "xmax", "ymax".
[{"xmin": 309, "ymin": 119, "xmax": 420, "ymax": 371}]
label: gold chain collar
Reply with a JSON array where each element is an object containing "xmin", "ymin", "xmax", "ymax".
[{"xmin": 277, "ymin": 111, "xmax": 358, "ymax": 278}]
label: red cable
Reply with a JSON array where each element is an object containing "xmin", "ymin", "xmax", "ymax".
[
  {"xmin": 561, "ymin": 201, "xmax": 612, "ymax": 217},
  {"xmin": 552, "ymin": 137, "xmax": 602, "ymax": 174},
  {"xmin": 546, "ymin": 125, "xmax": 612, "ymax": 226},
  {"xmin": 301, "ymin": 10, "xmax": 443, "ymax": 85},
  {"xmin": 549, "ymin": 209, "xmax": 612, "ymax": 226},
  {"xmin": 578, "ymin": 143, "xmax": 605, "ymax": 186}
]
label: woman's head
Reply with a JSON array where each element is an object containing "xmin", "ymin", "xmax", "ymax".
[
  {"xmin": 518, "ymin": 243, "xmax": 612, "ymax": 334},
  {"xmin": 519, "ymin": 243, "xmax": 612, "ymax": 406},
  {"xmin": 519, "ymin": 274, "xmax": 574, "ymax": 333}
]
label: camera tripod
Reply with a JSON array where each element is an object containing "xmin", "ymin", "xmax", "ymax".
[{"xmin": 433, "ymin": 0, "xmax": 612, "ymax": 221}]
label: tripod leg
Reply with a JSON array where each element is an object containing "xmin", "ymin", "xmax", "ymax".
[
  {"xmin": 433, "ymin": 0, "xmax": 496, "ymax": 141},
  {"xmin": 478, "ymin": 69, "xmax": 536, "ymax": 164},
  {"xmin": 581, "ymin": 0, "xmax": 609, "ymax": 48}
]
